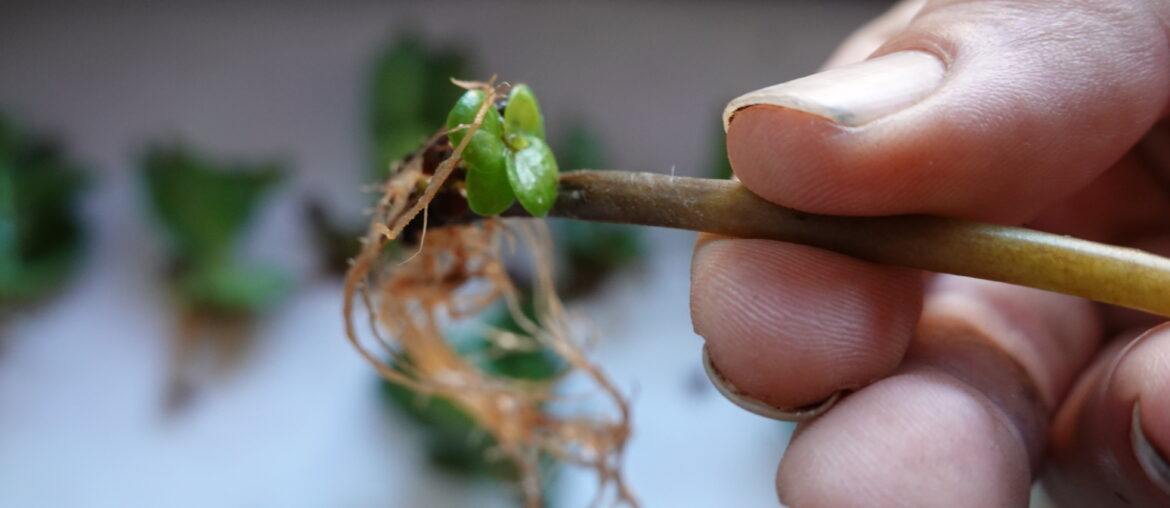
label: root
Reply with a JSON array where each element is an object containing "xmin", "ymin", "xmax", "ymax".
[{"xmin": 343, "ymin": 81, "xmax": 636, "ymax": 507}]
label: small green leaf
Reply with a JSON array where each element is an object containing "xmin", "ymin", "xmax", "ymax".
[
  {"xmin": 446, "ymin": 90, "xmax": 502, "ymax": 146},
  {"xmin": 503, "ymin": 84, "xmax": 545, "ymax": 140},
  {"xmin": 0, "ymin": 111, "xmax": 87, "ymax": 305},
  {"xmin": 506, "ymin": 135, "xmax": 558, "ymax": 217},
  {"xmin": 462, "ymin": 132, "xmax": 507, "ymax": 177},
  {"xmin": 446, "ymin": 90, "xmax": 507, "ymax": 177},
  {"xmin": 466, "ymin": 165, "xmax": 515, "ymax": 216}
]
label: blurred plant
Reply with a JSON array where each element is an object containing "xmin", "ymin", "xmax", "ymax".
[
  {"xmin": 550, "ymin": 122, "xmax": 644, "ymax": 299},
  {"xmin": 708, "ymin": 122, "xmax": 733, "ymax": 180},
  {"xmin": 142, "ymin": 144, "xmax": 289, "ymax": 410},
  {"xmin": 308, "ymin": 35, "xmax": 472, "ymax": 275},
  {"xmin": 371, "ymin": 36, "xmax": 471, "ymax": 178},
  {"xmin": 0, "ymin": 112, "xmax": 86, "ymax": 308},
  {"xmin": 143, "ymin": 145, "xmax": 288, "ymax": 313},
  {"xmin": 381, "ymin": 301, "xmax": 562, "ymax": 477}
]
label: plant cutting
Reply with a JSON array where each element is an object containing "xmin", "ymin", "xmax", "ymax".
[
  {"xmin": 142, "ymin": 144, "xmax": 290, "ymax": 411},
  {"xmin": 345, "ymin": 80, "xmax": 1170, "ymax": 507},
  {"xmin": 378, "ymin": 118, "xmax": 640, "ymax": 486}
]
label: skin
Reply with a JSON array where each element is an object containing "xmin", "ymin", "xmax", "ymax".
[{"xmin": 690, "ymin": 0, "xmax": 1170, "ymax": 506}]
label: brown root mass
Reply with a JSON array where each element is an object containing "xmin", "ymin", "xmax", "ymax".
[{"xmin": 343, "ymin": 81, "xmax": 636, "ymax": 507}]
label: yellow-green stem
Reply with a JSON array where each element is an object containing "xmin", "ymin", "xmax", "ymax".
[{"xmin": 547, "ymin": 170, "xmax": 1170, "ymax": 318}]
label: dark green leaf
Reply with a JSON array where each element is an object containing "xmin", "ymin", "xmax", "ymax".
[
  {"xmin": 421, "ymin": 49, "xmax": 473, "ymax": 125},
  {"xmin": 370, "ymin": 37, "xmax": 428, "ymax": 123},
  {"xmin": 368, "ymin": 38, "xmax": 473, "ymax": 177},
  {"xmin": 556, "ymin": 122, "xmax": 606, "ymax": 171},
  {"xmin": 710, "ymin": 118, "xmax": 734, "ymax": 180},
  {"xmin": 0, "ymin": 111, "xmax": 86, "ymax": 304}
]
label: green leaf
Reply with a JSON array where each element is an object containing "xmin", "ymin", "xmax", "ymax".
[
  {"xmin": 142, "ymin": 145, "xmax": 284, "ymax": 262},
  {"xmin": 465, "ymin": 164, "xmax": 515, "ymax": 216},
  {"xmin": 446, "ymin": 90, "xmax": 507, "ymax": 178},
  {"xmin": 503, "ymin": 84, "xmax": 545, "ymax": 140},
  {"xmin": 446, "ymin": 90, "xmax": 502, "ymax": 146},
  {"xmin": 179, "ymin": 259, "xmax": 290, "ymax": 313},
  {"xmin": 506, "ymin": 135, "xmax": 558, "ymax": 217},
  {"xmin": 370, "ymin": 37, "xmax": 429, "ymax": 123}
]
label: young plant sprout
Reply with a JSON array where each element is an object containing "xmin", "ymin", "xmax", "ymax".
[
  {"xmin": 346, "ymin": 79, "xmax": 1170, "ymax": 507},
  {"xmin": 447, "ymin": 84, "xmax": 558, "ymax": 217},
  {"xmin": 345, "ymin": 80, "xmax": 635, "ymax": 508}
]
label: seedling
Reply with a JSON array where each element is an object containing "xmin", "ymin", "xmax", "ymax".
[
  {"xmin": 446, "ymin": 84, "xmax": 558, "ymax": 217},
  {"xmin": 346, "ymin": 80, "xmax": 1170, "ymax": 507}
]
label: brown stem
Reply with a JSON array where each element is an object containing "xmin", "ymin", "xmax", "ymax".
[{"xmin": 546, "ymin": 170, "xmax": 1170, "ymax": 318}]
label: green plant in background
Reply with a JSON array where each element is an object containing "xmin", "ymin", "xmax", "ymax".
[
  {"xmin": 709, "ymin": 122, "xmax": 733, "ymax": 180},
  {"xmin": 382, "ymin": 301, "xmax": 562, "ymax": 476},
  {"xmin": 550, "ymin": 122, "xmax": 643, "ymax": 298},
  {"xmin": 370, "ymin": 36, "xmax": 471, "ymax": 178},
  {"xmin": 142, "ymin": 145, "xmax": 288, "ymax": 314},
  {"xmin": 0, "ymin": 111, "xmax": 86, "ymax": 306},
  {"xmin": 143, "ymin": 144, "xmax": 290, "ymax": 411},
  {"xmin": 308, "ymin": 36, "xmax": 473, "ymax": 275}
]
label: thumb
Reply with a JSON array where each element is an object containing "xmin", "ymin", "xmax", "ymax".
[{"xmin": 724, "ymin": 0, "xmax": 1170, "ymax": 224}]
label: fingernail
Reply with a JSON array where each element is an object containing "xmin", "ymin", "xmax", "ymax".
[
  {"xmin": 722, "ymin": 50, "xmax": 945, "ymax": 130},
  {"xmin": 701, "ymin": 344, "xmax": 842, "ymax": 422},
  {"xmin": 1132, "ymin": 402, "xmax": 1170, "ymax": 494}
]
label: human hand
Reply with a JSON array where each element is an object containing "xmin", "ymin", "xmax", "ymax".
[{"xmin": 690, "ymin": 0, "xmax": 1170, "ymax": 506}]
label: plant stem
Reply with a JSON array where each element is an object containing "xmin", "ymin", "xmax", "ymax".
[{"xmin": 547, "ymin": 170, "xmax": 1170, "ymax": 318}]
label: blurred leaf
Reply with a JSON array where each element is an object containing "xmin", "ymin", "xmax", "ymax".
[
  {"xmin": 370, "ymin": 37, "xmax": 472, "ymax": 177},
  {"xmin": 421, "ymin": 49, "xmax": 472, "ymax": 125},
  {"xmin": 178, "ymin": 259, "xmax": 290, "ymax": 314},
  {"xmin": 550, "ymin": 121, "xmax": 643, "ymax": 298},
  {"xmin": 141, "ymin": 144, "xmax": 288, "ymax": 314},
  {"xmin": 142, "ymin": 145, "xmax": 283, "ymax": 263},
  {"xmin": 0, "ymin": 111, "xmax": 86, "ymax": 304},
  {"xmin": 710, "ymin": 122, "xmax": 733, "ymax": 180},
  {"xmin": 556, "ymin": 123, "xmax": 606, "ymax": 171}
]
